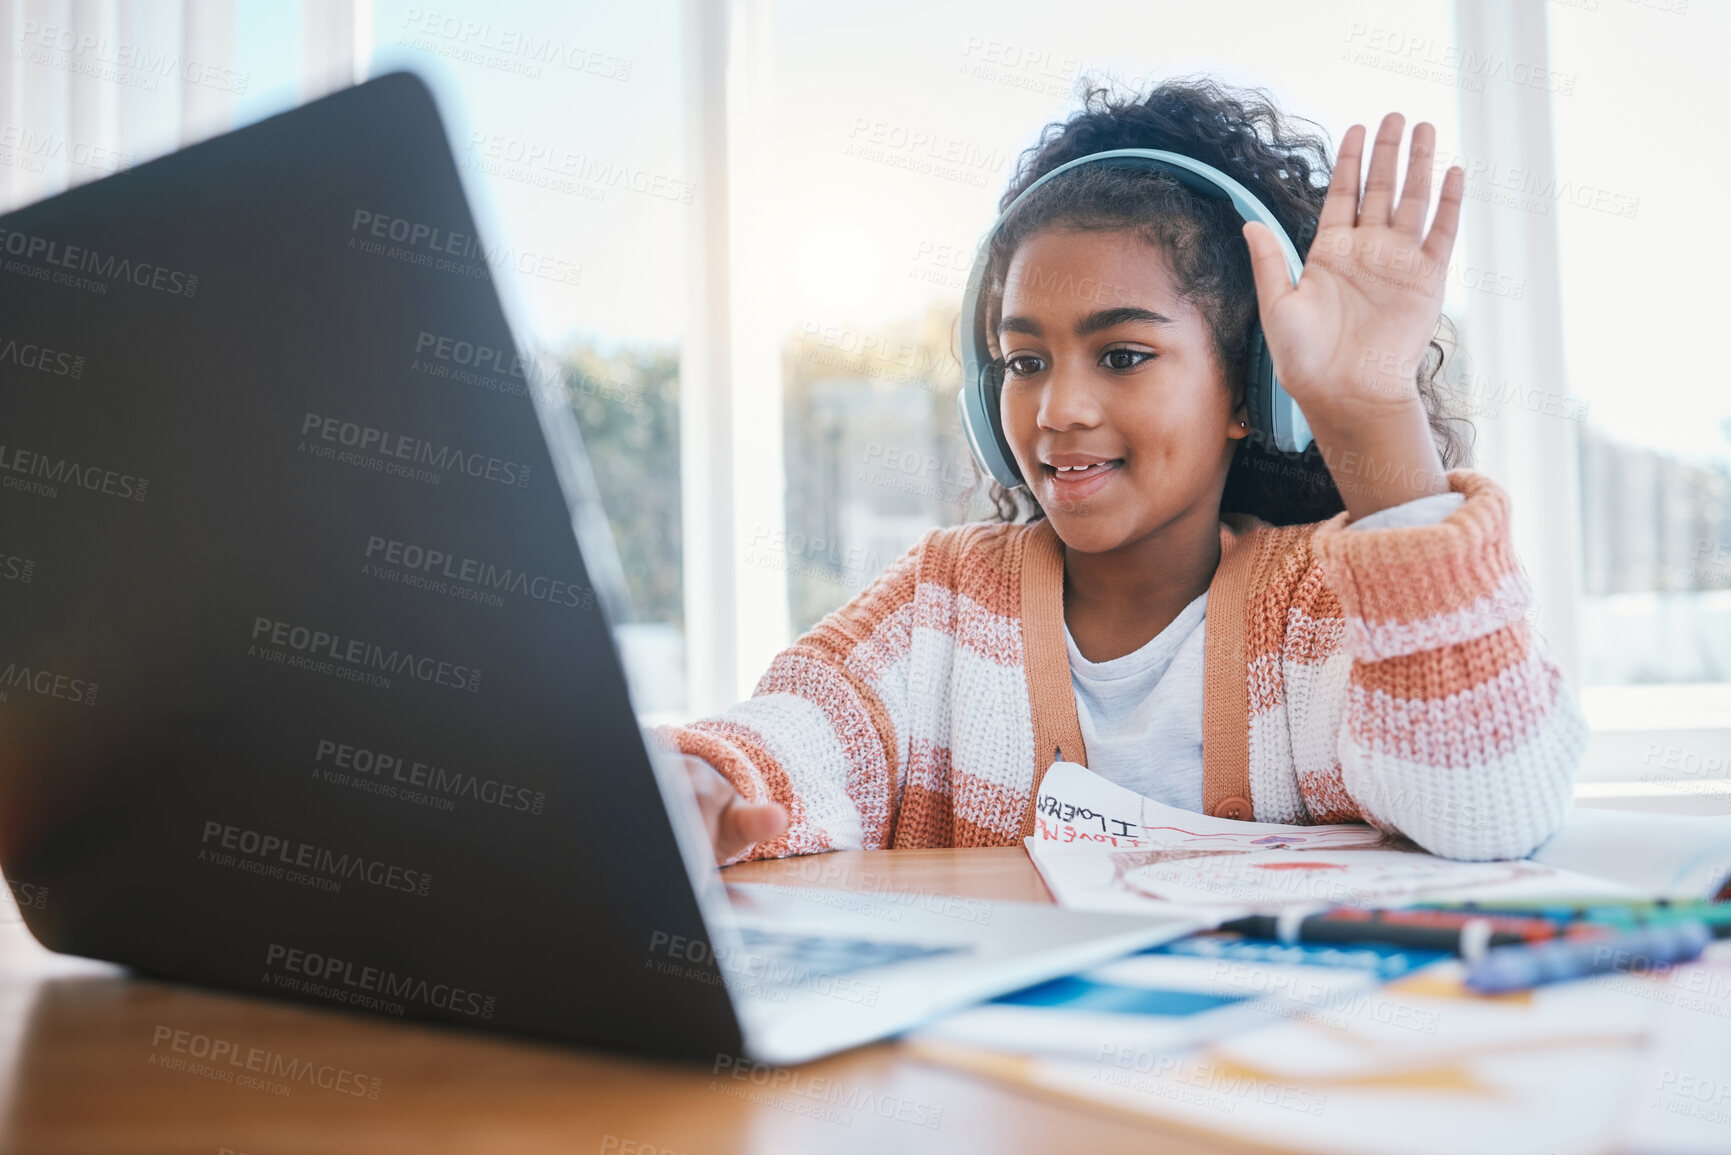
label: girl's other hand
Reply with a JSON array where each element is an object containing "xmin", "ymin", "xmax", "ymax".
[
  {"xmin": 1242, "ymin": 113, "xmax": 1463, "ymax": 423},
  {"xmin": 1241, "ymin": 113, "xmax": 1462, "ymax": 519},
  {"xmin": 681, "ymin": 754, "xmax": 788, "ymax": 864}
]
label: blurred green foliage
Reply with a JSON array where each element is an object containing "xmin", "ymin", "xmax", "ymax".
[{"xmin": 561, "ymin": 342, "xmax": 683, "ymax": 627}]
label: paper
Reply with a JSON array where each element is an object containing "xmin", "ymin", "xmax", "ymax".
[
  {"xmin": 914, "ymin": 765, "xmax": 1731, "ymax": 1155},
  {"xmin": 1030, "ymin": 760, "xmax": 1387, "ymax": 851},
  {"xmin": 1612, "ymin": 942, "xmax": 1731, "ymax": 1153},
  {"xmin": 913, "ymin": 934, "xmax": 1445, "ymax": 1063},
  {"xmin": 1528, "ymin": 806, "xmax": 1731, "ymax": 898},
  {"xmin": 1027, "ymin": 762, "xmax": 1631, "ymax": 920},
  {"xmin": 914, "ymin": 952, "xmax": 1680, "ymax": 1155}
]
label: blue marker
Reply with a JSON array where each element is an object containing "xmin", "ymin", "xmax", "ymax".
[{"xmin": 1464, "ymin": 921, "xmax": 1713, "ymax": 993}]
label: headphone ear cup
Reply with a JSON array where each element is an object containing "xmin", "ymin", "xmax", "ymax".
[
  {"xmin": 957, "ymin": 358, "xmax": 1026, "ymax": 489},
  {"xmin": 980, "ymin": 360, "xmax": 1024, "ymax": 488}
]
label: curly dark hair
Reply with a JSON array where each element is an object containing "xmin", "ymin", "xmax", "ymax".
[{"xmin": 980, "ymin": 77, "xmax": 1471, "ymax": 526}]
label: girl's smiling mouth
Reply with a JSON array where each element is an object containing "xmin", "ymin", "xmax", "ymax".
[{"xmin": 1042, "ymin": 453, "xmax": 1124, "ymax": 500}]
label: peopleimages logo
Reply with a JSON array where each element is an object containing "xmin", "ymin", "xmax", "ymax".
[
  {"xmin": 0, "ymin": 442, "xmax": 149, "ymax": 502},
  {"xmin": 350, "ymin": 209, "xmax": 484, "ymax": 258},
  {"xmin": 0, "ymin": 125, "xmax": 133, "ymax": 175},
  {"xmin": 0, "ymin": 661, "xmax": 99, "ymax": 706},
  {"xmin": 0, "ymin": 226, "xmax": 198, "ymax": 295},
  {"xmin": 0, "ymin": 334, "xmax": 85, "ymax": 378},
  {"xmin": 412, "ymin": 330, "xmax": 561, "ymax": 399},
  {"xmin": 264, "ymin": 942, "xmax": 498, "ymax": 1019},
  {"xmin": 314, "ymin": 736, "xmax": 547, "ymax": 817},
  {"xmin": 149, "ymin": 1025, "xmax": 380, "ymax": 1100},
  {"xmin": 299, "ymin": 412, "xmax": 532, "ymax": 489},
  {"xmin": 348, "ymin": 210, "xmax": 583, "ymax": 286},
  {"xmin": 364, "ymin": 535, "xmax": 595, "ymax": 611},
  {"xmin": 200, "ymin": 820, "xmax": 433, "ymax": 896},
  {"xmin": 19, "ymin": 19, "xmax": 250, "ymax": 92},
  {"xmin": 465, "ymin": 132, "xmax": 695, "ymax": 203},
  {"xmin": 248, "ymin": 616, "xmax": 483, "ymax": 693},
  {"xmin": 6, "ymin": 878, "xmax": 49, "ymax": 911},
  {"xmin": 396, "ymin": 9, "xmax": 632, "ymax": 81}
]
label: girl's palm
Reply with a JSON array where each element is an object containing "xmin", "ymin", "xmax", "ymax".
[{"xmin": 1243, "ymin": 114, "xmax": 1464, "ymax": 421}]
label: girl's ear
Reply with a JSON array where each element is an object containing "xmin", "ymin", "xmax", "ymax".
[{"xmin": 1228, "ymin": 396, "xmax": 1251, "ymax": 441}]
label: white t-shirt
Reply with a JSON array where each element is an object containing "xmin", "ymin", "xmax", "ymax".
[{"xmin": 1064, "ymin": 492, "xmax": 1466, "ymax": 811}]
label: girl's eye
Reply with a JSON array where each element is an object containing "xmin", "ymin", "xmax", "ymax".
[
  {"xmin": 1003, "ymin": 354, "xmax": 1046, "ymax": 378},
  {"xmin": 1101, "ymin": 348, "xmax": 1154, "ymax": 372}
]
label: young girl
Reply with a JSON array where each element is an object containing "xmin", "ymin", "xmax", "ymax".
[{"xmin": 665, "ymin": 80, "xmax": 1584, "ymax": 865}]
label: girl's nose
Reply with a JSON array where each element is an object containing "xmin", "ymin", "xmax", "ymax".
[{"xmin": 1036, "ymin": 364, "xmax": 1103, "ymax": 431}]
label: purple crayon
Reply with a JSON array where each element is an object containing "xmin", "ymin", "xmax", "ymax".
[{"xmin": 1464, "ymin": 921, "xmax": 1713, "ymax": 994}]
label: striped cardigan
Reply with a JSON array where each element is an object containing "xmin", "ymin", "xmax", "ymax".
[{"xmin": 661, "ymin": 469, "xmax": 1585, "ymax": 863}]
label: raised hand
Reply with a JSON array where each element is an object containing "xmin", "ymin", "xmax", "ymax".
[{"xmin": 1241, "ymin": 113, "xmax": 1463, "ymax": 519}]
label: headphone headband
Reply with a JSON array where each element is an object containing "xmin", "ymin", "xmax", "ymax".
[{"xmin": 957, "ymin": 148, "xmax": 1314, "ymax": 490}]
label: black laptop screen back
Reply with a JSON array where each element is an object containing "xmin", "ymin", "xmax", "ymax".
[{"xmin": 0, "ymin": 73, "xmax": 740, "ymax": 1061}]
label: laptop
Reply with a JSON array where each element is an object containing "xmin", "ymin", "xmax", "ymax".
[{"xmin": 0, "ymin": 72, "xmax": 1198, "ymax": 1065}]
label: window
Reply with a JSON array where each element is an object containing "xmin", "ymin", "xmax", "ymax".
[
  {"xmin": 3, "ymin": 1, "xmax": 693, "ymax": 714},
  {"xmin": 1548, "ymin": 3, "xmax": 1731, "ymax": 686},
  {"xmin": 368, "ymin": 0, "xmax": 693, "ymax": 713}
]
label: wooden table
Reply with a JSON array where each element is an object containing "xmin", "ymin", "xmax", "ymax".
[
  {"xmin": 0, "ymin": 793, "xmax": 1713, "ymax": 1154},
  {"xmin": 0, "ymin": 847, "xmax": 1242, "ymax": 1155}
]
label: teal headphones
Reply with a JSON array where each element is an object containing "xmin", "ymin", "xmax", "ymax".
[{"xmin": 956, "ymin": 148, "xmax": 1315, "ymax": 489}]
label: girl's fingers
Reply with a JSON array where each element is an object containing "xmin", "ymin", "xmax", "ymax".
[
  {"xmin": 716, "ymin": 798, "xmax": 788, "ymax": 862},
  {"xmin": 1318, "ymin": 124, "xmax": 1366, "ymax": 233},
  {"xmin": 1242, "ymin": 222, "xmax": 1296, "ymax": 316},
  {"xmin": 1358, "ymin": 112, "xmax": 1406, "ymax": 227},
  {"xmin": 1392, "ymin": 121, "xmax": 1436, "ymax": 234},
  {"xmin": 1422, "ymin": 166, "xmax": 1465, "ymax": 263},
  {"xmin": 733, "ymin": 801, "xmax": 789, "ymax": 845}
]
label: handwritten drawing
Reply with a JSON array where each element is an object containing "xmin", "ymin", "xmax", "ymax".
[{"xmin": 1103, "ymin": 843, "xmax": 1548, "ymax": 910}]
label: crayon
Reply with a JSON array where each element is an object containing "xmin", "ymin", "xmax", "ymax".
[{"xmin": 1464, "ymin": 921, "xmax": 1712, "ymax": 994}]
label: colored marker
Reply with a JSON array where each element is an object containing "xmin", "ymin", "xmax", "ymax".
[
  {"xmin": 1217, "ymin": 906, "xmax": 1583, "ymax": 958},
  {"xmin": 1464, "ymin": 921, "xmax": 1713, "ymax": 994},
  {"xmin": 1414, "ymin": 899, "xmax": 1731, "ymax": 939}
]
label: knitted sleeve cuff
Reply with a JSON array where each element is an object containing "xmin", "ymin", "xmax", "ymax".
[
  {"xmin": 1311, "ymin": 469, "xmax": 1532, "ymax": 661},
  {"xmin": 1345, "ymin": 490, "xmax": 1465, "ymax": 533},
  {"xmin": 652, "ymin": 723, "xmax": 799, "ymax": 865},
  {"xmin": 653, "ymin": 724, "xmax": 770, "ymax": 803}
]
